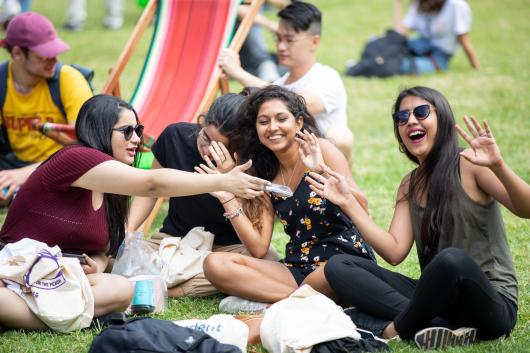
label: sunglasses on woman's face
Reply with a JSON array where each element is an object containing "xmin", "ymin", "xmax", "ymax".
[
  {"xmin": 113, "ymin": 124, "xmax": 144, "ymax": 140},
  {"xmin": 392, "ymin": 104, "xmax": 433, "ymax": 125}
]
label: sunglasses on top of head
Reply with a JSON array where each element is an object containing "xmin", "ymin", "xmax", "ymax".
[
  {"xmin": 392, "ymin": 104, "xmax": 434, "ymax": 126},
  {"xmin": 113, "ymin": 124, "xmax": 144, "ymax": 140}
]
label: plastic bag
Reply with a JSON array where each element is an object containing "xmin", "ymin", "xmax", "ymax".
[{"xmin": 112, "ymin": 232, "xmax": 167, "ymax": 314}]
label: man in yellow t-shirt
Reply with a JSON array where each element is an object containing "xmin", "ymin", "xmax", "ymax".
[{"xmin": 0, "ymin": 12, "xmax": 92, "ymax": 197}]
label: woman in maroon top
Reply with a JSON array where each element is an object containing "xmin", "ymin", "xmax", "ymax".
[{"xmin": 0, "ymin": 95, "xmax": 269, "ymax": 331}]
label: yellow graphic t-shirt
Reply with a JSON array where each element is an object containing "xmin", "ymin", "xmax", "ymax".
[{"xmin": 2, "ymin": 63, "xmax": 92, "ymax": 162}]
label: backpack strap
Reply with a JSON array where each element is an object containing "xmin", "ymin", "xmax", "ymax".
[
  {"xmin": 47, "ymin": 62, "xmax": 67, "ymax": 120},
  {"xmin": 0, "ymin": 60, "xmax": 9, "ymax": 119},
  {"xmin": 0, "ymin": 61, "xmax": 10, "ymax": 149}
]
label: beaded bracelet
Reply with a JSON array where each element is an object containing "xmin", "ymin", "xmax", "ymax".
[{"xmin": 223, "ymin": 207, "xmax": 243, "ymax": 220}]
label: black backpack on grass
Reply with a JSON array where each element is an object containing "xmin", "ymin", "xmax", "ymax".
[
  {"xmin": 88, "ymin": 316, "xmax": 242, "ymax": 353},
  {"xmin": 346, "ymin": 29, "xmax": 410, "ymax": 78}
]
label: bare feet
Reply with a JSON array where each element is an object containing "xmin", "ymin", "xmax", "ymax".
[{"xmin": 235, "ymin": 314, "xmax": 263, "ymax": 344}]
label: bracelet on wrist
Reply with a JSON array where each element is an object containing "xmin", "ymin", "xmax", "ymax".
[
  {"xmin": 222, "ymin": 196, "xmax": 236, "ymax": 205},
  {"xmin": 223, "ymin": 207, "xmax": 243, "ymax": 220}
]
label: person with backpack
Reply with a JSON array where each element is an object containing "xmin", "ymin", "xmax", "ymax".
[
  {"xmin": 346, "ymin": 0, "xmax": 480, "ymax": 77},
  {"xmin": 0, "ymin": 11, "xmax": 92, "ymax": 199},
  {"xmin": 395, "ymin": 0, "xmax": 480, "ymax": 74}
]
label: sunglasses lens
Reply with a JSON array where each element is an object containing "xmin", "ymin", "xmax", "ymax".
[
  {"xmin": 123, "ymin": 126, "xmax": 134, "ymax": 140},
  {"xmin": 413, "ymin": 105, "xmax": 430, "ymax": 119},
  {"xmin": 135, "ymin": 125, "xmax": 144, "ymax": 139},
  {"xmin": 392, "ymin": 111, "xmax": 410, "ymax": 125}
]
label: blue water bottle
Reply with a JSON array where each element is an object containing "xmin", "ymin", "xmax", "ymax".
[{"xmin": 131, "ymin": 279, "xmax": 155, "ymax": 314}]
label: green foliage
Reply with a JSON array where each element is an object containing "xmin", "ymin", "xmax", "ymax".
[{"xmin": 1, "ymin": 0, "xmax": 529, "ymax": 352}]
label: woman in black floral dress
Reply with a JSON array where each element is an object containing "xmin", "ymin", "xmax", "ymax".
[{"xmin": 203, "ymin": 86, "xmax": 375, "ymax": 305}]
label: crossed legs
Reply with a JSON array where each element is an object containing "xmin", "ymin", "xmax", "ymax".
[{"xmin": 203, "ymin": 252, "xmax": 336, "ymax": 303}]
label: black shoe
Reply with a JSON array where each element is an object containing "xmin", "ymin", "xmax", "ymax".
[
  {"xmin": 343, "ymin": 307, "xmax": 391, "ymax": 338},
  {"xmin": 90, "ymin": 312, "xmax": 126, "ymax": 330}
]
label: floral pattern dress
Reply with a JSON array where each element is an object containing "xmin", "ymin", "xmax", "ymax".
[{"xmin": 271, "ymin": 172, "xmax": 375, "ymax": 272}]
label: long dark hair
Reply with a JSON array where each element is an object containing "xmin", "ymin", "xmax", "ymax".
[
  {"xmin": 393, "ymin": 86, "xmax": 460, "ymax": 266},
  {"xmin": 75, "ymin": 95, "xmax": 140, "ymax": 256},
  {"xmin": 418, "ymin": 0, "xmax": 446, "ymax": 13},
  {"xmin": 230, "ymin": 85, "xmax": 320, "ymax": 229},
  {"xmin": 197, "ymin": 87, "xmax": 257, "ymax": 150},
  {"xmin": 231, "ymin": 85, "xmax": 320, "ymax": 181}
]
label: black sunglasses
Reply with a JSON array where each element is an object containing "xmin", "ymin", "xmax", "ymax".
[
  {"xmin": 392, "ymin": 104, "xmax": 433, "ymax": 125},
  {"xmin": 113, "ymin": 124, "xmax": 144, "ymax": 140}
]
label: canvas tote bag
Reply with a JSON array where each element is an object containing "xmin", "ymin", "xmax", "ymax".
[
  {"xmin": 159, "ymin": 227, "xmax": 214, "ymax": 287},
  {"xmin": 0, "ymin": 238, "xmax": 94, "ymax": 332}
]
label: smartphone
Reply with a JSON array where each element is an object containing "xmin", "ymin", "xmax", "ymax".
[
  {"xmin": 265, "ymin": 183, "xmax": 293, "ymax": 198},
  {"xmin": 62, "ymin": 252, "xmax": 88, "ymax": 265}
]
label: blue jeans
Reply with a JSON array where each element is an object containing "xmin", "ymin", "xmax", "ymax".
[{"xmin": 401, "ymin": 37, "xmax": 452, "ymax": 74}]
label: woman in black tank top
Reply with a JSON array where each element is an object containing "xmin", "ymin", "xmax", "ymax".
[{"xmin": 307, "ymin": 86, "xmax": 530, "ymax": 349}]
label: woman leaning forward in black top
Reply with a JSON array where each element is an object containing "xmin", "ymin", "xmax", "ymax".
[{"xmin": 306, "ymin": 86, "xmax": 530, "ymax": 349}]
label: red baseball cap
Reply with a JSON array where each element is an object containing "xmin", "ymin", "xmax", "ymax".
[{"xmin": 1, "ymin": 12, "xmax": 70, "ymax": 58}]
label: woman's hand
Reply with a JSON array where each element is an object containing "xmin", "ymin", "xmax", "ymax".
[
  {"xmin": 295, "ymin": 130, "xmax": 325, "ymax": 173},
  {"xmin": 305, "ymin": 165, "xmax": 356, "ymax": 207},
  {"xmin": 224, "ymin": 160, "xmax": 270, "ymax": 199},
  {"xmin": 204, "ymin": 141, "xmax": 236, "ymax": 173},
  {"xmin": 456, "ymin": 116, "xmax": 502, "ymax": 168},
  {"xmin": 195, "ymin": 163, "xmax": 235, "ymax": 201},
  {"xmin": 81, "ymin": 254, "xmax": 99, "ymax": 275}
]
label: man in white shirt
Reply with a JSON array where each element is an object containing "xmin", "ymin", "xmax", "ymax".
[{"xmin": 218, "ymin": 1, "xmax": 354, "ymax": 159}]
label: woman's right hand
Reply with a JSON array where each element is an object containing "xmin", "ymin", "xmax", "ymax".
[
  {"xmin": 305, "ymin": 165, "xmax": 356, "ymax": 207},
  {"xmin": 224, "ymin": 160, "xmax": 270, "ymax": 199}
]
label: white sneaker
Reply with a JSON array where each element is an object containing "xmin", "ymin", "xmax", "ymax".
[
  {"xmin": 219, "ymin": 296, "xmax": 267, "ymax": 314},
  {"xmin": 414, "ymin": 327, "xmax": 477, "ymax": 350}
]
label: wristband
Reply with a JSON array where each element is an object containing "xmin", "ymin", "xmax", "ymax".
[
  {"xmin": 222, "ymin": 196, "xmax": 236, "ymax": 205},
  {"xmin": 223, "ymin": 207, "xmax": 243, "ymax": 220}
]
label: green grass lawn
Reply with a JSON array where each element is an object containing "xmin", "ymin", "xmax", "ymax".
[{"xmin": 1, "ymin": 0, "xmax": 529, "ymax": 352}]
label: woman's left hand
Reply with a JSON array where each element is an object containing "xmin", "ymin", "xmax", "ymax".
[
  {"xmin": 295, "ymin": 130, "xmax": 325, "ymax": 172},
  {"xmin": 456, "ymin": 116, "xmax": 503, "ymax": 168},
  {"xmin": 81, "ymin": 254, "xmax": 99, "ymax": 275},
  {"xmin": 205, "ymin": 141, "xmax": 236, "ymax": 173}
]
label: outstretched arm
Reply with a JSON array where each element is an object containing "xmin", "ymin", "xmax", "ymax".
[
  {"xmin": 458, "ymin": 33, "xmax": 481, "ymax": 70},
  {"xmin": 218, "ymin": 49, "xmax": 269, "ymax": 88},
  {"xmin": 127, "ymin": 158, "xmax": 164, "ymax": 232},
  {"xmin": 296, "ymin": 131, "xmax": 368, "ymax": 212},
  {"xmin": 456, "ymin": 116, "xmax": 530, "ymax": 218},
  {"xmin": 306, "ymin": 167, "xmax": 415, "ymax": 265},
  {"xmin": 73, "ymin": 159, "xmax": 269, "ymax": 200},
  {"xmin": 393, "ymin": 0, "xmax": 411, "ymax": 35}
]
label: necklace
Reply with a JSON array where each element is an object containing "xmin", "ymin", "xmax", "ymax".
[
  {"xmin": 280, "ymin": 158, "xmax": 300, "ymax": 188},
  {"xmin": 13, "ymin": 79, "xmax": 33, "ymax": 94}
]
